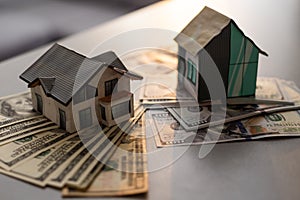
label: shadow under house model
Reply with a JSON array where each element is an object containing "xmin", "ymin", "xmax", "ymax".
[
  {"xmin": 174, "ymin": 6, "xmax": 268, "ymax": 102},
  {"xmin": 20, "ymin": 43, "xmax": 142, "ymax": 133}
]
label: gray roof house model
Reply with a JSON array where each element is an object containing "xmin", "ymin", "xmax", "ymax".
[
  {"xmin": 20, "ymin": 43, "xmax": 142, "ymax": 133},
  {"xmin": 175, "ymin": 6, "xmax": 268, "ymax": 101}
]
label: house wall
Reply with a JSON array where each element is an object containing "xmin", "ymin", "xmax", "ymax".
[
  {"xmin": 198, "ymin": 24, "xmax": 231, "ymax": 101},
  {"xmin": 228, "ymin": 22, "xmax": 259, "ymax": 97},
  {"xmin": 72, "ymin": 97, "xmax": 99, "ymax": 131},
  {"xmin": 87, "ymin": 66, "xmax": 131, "ymax": 127},
  {"xmin": 177, "ymin": 46, "xmax": 186, "ymax": 87},
  {"xmin": 89, "ymin": 67, "xmax": 131, "ymax": 98},
  {"xmin": 183, "ymin": 51, "xmax": 199, "ymax": 100},
  {"xmin": 30, "ymin": 85, "xmax": 76, "ymax": 133}
]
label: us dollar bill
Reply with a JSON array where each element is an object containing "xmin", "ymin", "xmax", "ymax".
[
  {"xmin": 47, "ymin": 127, "xmax": 110, "ymax": 188},
  {"xmin": 0, "ymin": 129, "xmax": 74, "ymax": 170},
  {"xmin": 0, "ymin": 116, "xmax": 58, "ymax": 146},
  {"xmin": 167, "ymin": 103, "xmax": 300, "ymax": 132},
  {"xmin": 66, "ymin": 107, "xmax": 146, "ymax": 189},
  {"xmin": 277, "ymin": 78, "xmax": 300, "ymax": 105},
  {"xmin": 256, "ymin": 77, "xmax": 284, "ymax": 100},
  {"xmin": 234, "ymin": 110, "xmax": 300, "ymax": 138},
  {"xmin": 62, "ymin": 114, "xmax": 148, "ymax": 197},
  {"xmin": 0, "ymin": 135, "xmax": 81, "ymax": 187},
  {"xmin": 148, "ymin": 109, "xmax": 244, "ymax": 147},
  {"xmin": 0, "ymin": 91, "xmax": 36, "ymax": 124},
  {"xmin": 65, "ymin": 125, "xmax": 123, "ymax": 189},
  {"xmin": 150, "ymin": 108, "xmax": 300, "ymax": 147}
]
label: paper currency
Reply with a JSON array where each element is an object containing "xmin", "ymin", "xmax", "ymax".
[
  {"xmin": 0, "ymin": 91, "xmax": 36, "ymax": 123},
  {"xmin": 66, "ymin": 127, "xmax": 120, "ymax": 188},
  {"xmin": 122, "ymin": 48, "xmax": 194, "ymax": 102},
  {"xmin": 0, "ymin": 129, "xmax": 74, "ymax": 170},
  {"xmin": 150, "ymin": 108, "xmax": 300, "ymax": 147},
  {"xmin": 66, "ymin": 107, "xmax": 146, "ymax": 189},
  {"xmin": 256, "ymin": 77, "xmax": 284, "ymax": 100},
  {"xmin": 62, "ymin": 114, "xmax": 148, "ymax": 197},
  {"xmin": 277, "ymin": 78, "xmax": 300, "ymax": 105},
  {"xmin": 168, "ymin": 103, "xmax": 300, "ymax": 132},
  {"xmin": 240, "ymin": 110, "xmax": 300, "ymax": 136},
  {"xmin": 47, "ymin": 127, "xmax": 110, "ymax": 188},
  {"xmin": 149, "ymin": 110, "xmax": 244, "ymax": 147},
  {"xmin": 0, "ymin": 135, "xmax": 81, "ymax": 187},
  {"xmin": 0, "ymin": 116, "xmax": 58, "ymax": 145}
]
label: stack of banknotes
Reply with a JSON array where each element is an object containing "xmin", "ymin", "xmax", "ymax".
[
  {"xmin": 0, "ymin": 92, "xmax": 148, "ymax": 197},
  {"xmin": 1, "ymin": 48, "xmax": 300, "ymax": 197}
]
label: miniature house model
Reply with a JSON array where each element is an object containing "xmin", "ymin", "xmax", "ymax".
[
  {"xmin": 174, "ymin": 6, "xmax": 268, "ymax": 101},
  {"xmin": 20, "ymin": 43, "xmax": 142, "ymax": 133}
]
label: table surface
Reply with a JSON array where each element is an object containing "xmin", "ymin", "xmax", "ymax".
[{"xmin": 0, "ymin": 0, "xmax": 300, "ymax": 200}]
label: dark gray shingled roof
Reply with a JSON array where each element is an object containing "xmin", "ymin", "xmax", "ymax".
[
  {"xmin": 20, "ymin": 43, "xmax": 134, "ymax": 106},
  {"xmin": 92, "ymin": 51, "xmax": 127, "ymax": 71}
]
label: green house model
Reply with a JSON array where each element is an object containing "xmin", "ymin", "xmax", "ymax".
[{"xmin": 174, "ymin": 6, "xmax": 268, "ymax": 101}]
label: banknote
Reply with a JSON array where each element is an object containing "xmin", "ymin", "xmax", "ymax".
[
  {"xmin": 255, "ymin": 77, "xmax": 284, "ymax": 100},
  {"xmin": 66, "ymin": 126, "xmax": 121, "ymax": 189},
  {"xmin": 0, "ymin": 129, "xmax": 74, "ymax": 170},
  {"xmin": 62, "ymin": 114, "xmax": 148, "ymax": 197},
  {"xmin": 150, "ymin": 108, "xmax": 300, "ymax": 147},
  {"xmin": 66, "ymin": 107, "xmax": 146, "ymax": 189},
  {"xmin": 277, "ymin": 78, "xmax": 300, "ymax": 105},
  {"xmin": 167, "ymin": 103, "xmax": 300, "ymax": 132},
  {"xmin": 238, "ymin": 110, "xmax": 300, "ymax": 137},
  {"xmin": 149, "ymin": 110, "xmax": 244, "ymax": 147},
  {"xmin": 121, "ymin": 48, "xmax": 194, "ymax": 102},
  {"xmin": 0, "ymin": 91, "xmax": 36, "ymax": 123},
  {"xmin": 0, "ymin": 135, "xmax": 81, "ymax": 187},
  {"xmin": 47, "ymin": 127, "xmax": 110, "ymax": 188},
  {"xmin": 72, "ymin": 108, "xmax": 146, "ymax": 190},
  {"xmin": 0, "ymin": 116, "xmax": 57, "ymax": 145}
]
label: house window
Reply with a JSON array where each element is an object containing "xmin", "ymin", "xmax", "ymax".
[
  {"xmin": 74, "ymin": 88, "xmax": 85, "ymax": 104},
  {"xmin": 178, "ymin": 57, "xmax": 186, "ymax": 83},
  {"xmin": 36, "ymin": 93, "xmax": 43, "ymax": 114},
  {"xmin": 74, "ymin": 85, "xmax": 98, "ymax": 104},
  {"xmin": 86, "ymin": 85, "xmax": 98, "ymax": 99},
  {"xmin": 79, "ymin": 108, "xmax": 92, "ymax": 129},
  {"xmin": 105, "ymin": 78, "xmax": 118, "ymax": 96},
  {"xmin": 187, "ymin": 59, "xmax": 197, "ymax": 85},
  {"xmin": 59, "ymin": 109, "xmax": 66, "ymax": 130},
  {"xmin": 111, "ymin": 101, "xmax": 131, "ymax": 120},
  {"xmin": 100, "ymin": 105, "xmax": 106, "ymax": 121}
]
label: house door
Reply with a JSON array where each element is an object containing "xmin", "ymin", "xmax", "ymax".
[
  {"xmin": 36, "ymin": 94, "xmax": 43, "ymax": 114},
  {"xmin": 105, "ymin": 78, "xmax": 118, "ymax": 96},
  {"xmin": 59, "ymin": 109, "xmax": 66, "ymax": 130}
]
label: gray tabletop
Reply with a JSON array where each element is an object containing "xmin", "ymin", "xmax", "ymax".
[{"xmin": 0, "ymin": 1, "xmax": 300, "ymax": 200}]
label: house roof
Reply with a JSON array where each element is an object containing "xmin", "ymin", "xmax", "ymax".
[
  {"xmin": 174, "ymin": 6, "xmax": 268, "ymax": 56},
  {"xmin": 20, "ymin": 43, "xmax": 140, "ymax": 106}
]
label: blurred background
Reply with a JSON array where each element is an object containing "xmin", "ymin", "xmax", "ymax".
[{"xmin": 0, "ymin": 0, "xmax": 160, "ymax": 61}]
